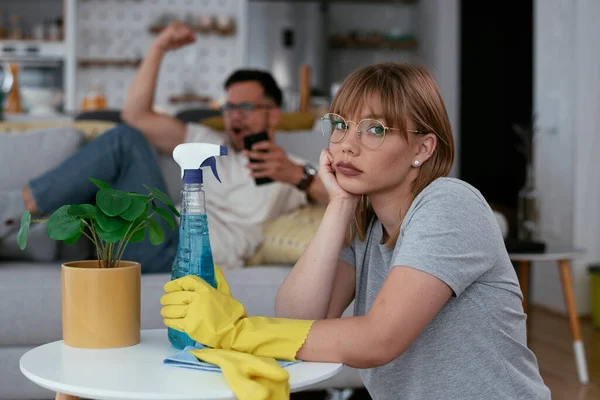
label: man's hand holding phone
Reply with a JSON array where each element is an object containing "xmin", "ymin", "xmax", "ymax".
[{"xmin": 242, "ymin": 135, "xmax": 304, "ymax": 186}]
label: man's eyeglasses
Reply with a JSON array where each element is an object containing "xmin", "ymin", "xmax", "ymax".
[
  {"xmin": 320, "ymin": 113, "xmax": 427, "ymax": 150},
  {"xmin": 220, "ymin": 102, "xmax": 273, "ymax": 117}
]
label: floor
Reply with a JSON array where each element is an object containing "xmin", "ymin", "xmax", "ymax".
[{"xmin": 292, "ymin": 306, "xmax": 600, "ymax": 400}]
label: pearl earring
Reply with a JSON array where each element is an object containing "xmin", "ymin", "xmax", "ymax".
[{"xmin": 414, "ymin": 160, "xmax": 420, "ymax": 166}]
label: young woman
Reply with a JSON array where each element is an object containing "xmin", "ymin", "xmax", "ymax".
[{"xmin": 161, "ymin": 62, "xmax": 551, "ymax": 399}]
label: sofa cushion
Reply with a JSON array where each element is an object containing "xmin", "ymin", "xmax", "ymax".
[
  {"xmin": 0, "ymin": 262, "xmax": 170, "ymax": 346},
  {"xmin": 0, "ymin": 121, "xmax": 117, "ymax": 140},
  {"xmin": 0, "ymin": 126, "xmax": 88, "ymax": 262},
  {"xmin": 0, "ymin": 263, "xmax": 63, "ymax": 346},
  {"xmin": 0, "ymin": 262, "xmax": 296, "ymax": 346}
]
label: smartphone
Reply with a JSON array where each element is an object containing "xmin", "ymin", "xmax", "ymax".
[{"xmin": 243, "ymin": 131, "xmax": 273, "ymax": 186}]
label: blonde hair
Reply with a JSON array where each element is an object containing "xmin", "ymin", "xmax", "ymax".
[{"xmin": 330, "ymin": 62, "xmax": 455, "ymax": 247}]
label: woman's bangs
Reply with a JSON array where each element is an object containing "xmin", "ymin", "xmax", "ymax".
[{"xmin": 330, "ymin": 71, "xmax": 408, "ymax": 136}]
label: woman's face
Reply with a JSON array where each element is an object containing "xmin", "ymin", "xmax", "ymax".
[{"xmin": 329, "ymin": 103, "xmax": 426, "ymax": 197}]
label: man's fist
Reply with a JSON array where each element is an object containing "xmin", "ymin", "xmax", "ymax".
[{"xmin": 154, "ymin": 21, "xmax": 195, "ymax": 52}]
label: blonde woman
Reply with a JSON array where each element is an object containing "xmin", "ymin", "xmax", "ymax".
[{"xmin": 161, "ymin": 62, "xmax": 551, "ymax": 399}]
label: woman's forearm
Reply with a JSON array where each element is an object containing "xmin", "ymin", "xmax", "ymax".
[
  {"xmin": 296, "ymin": 316, "xmax": 392, "ymax": 369},
  {"xmin": 275, "ymin": 199, "xmax": 356, "ymax": 319}
]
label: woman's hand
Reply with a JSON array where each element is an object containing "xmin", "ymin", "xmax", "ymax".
[
  {"xmin": 319, "ymin": 149, "xmax": 359, "ymax": 204},
  {"xmin": 161, "ymin": 274, "xmax": 247, "ymax": 349}
]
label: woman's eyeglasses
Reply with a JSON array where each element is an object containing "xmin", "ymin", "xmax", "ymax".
[{"xmin": 320, "ymin": 113, "xmax": 426, "ymax": 149}]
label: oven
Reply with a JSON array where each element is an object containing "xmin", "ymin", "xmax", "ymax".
[{"xmin": 1, "ymin": 41, "xmax": 66, "ymax": 115}]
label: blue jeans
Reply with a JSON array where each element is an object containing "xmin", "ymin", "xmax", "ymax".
[{"xmin": 29, "ymin": 124, "xmax": 178, "ymax": 274}]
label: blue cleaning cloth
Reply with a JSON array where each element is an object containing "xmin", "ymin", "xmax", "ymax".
[{"xmin": 163, "ymin": 342, "xmax": 298, "ymax": 372}]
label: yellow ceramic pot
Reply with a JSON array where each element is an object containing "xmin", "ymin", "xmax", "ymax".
[{"xmin": 61, "ymin": 260, "xmax": 141, "ymax": 348}]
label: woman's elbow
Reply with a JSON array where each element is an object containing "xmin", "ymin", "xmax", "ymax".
[
  {"xmin": 372, "ymin": 338, "xmax": 405, "ymax": 367},
  {"xmin": 347, "ymin": 333, "xmax": 406, "ymax": 369}
]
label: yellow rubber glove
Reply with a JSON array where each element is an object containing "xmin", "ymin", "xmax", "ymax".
[
  {"xmin": 211, "ymin": 264, "xmax": 232, "ymax": 296},
  {"xmin": 160, "ymin": 266, "xmax": 314, "ymax": 362},
  {"xmin": 189, "ymin": 348, "xmax": 289, "ymax": 400}
]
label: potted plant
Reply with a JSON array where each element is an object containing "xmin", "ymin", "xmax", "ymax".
[
  {"xmin": 513, "ymin": 115, "xmax": 540, "ymax": 243},
  {"xmin": 17, "ymin": 178, "xmax": 180, "ymax": 349}
]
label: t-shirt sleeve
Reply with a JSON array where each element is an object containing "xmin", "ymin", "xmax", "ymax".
[
  {"xmin": 339, "ymin": 241, "xmax": 356, "ymax": 268},
  {"xmin": 393, "ymin": 184, "xmax": 500, "ymax": 297},
  {"xmin": 184, "ymin": 123, "xmax": 228, "ymax": 145}
]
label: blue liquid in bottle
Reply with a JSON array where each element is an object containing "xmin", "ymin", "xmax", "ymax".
[{"xmin": 168, "ymin": 183, "xmax": 217, "ymax": 350}]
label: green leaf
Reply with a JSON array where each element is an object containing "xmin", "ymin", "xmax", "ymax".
[
  {"xmin": 152, "ymin": 204, "xmax": 175, "ymax": 230},
  {"xmin": 68, "ymin": 204, "xmax": 95, "ymax": 218},
  {"xmin": 64, "ymin": 230, "xmax": 83, "ymax": 245},
  {"xmin": 46, "ymin": 205, "xmax": 84, "ymax": 241},
  {"xmin": 95, "ymin": 205, "xmax": 127, "ymax": 232},
  {"xmin": 124, "ymin": 216, "xmax": 146, "ymax": 244},
  {"xmin": 17, "ymin": 211, "xmax": 32, "ymax": 250},
  {"xmin": 128, "ymin": 223, "xmax": 146, "ymax": 243},
  {"xmin": 95, "ymin": 221, "xmax": 129, "ymax": 244},
  {"xmin": 147, "ymin": 219, "xmax": 164, "ymax": 245},
  {"xmin": 144, "ymin": 185, "xmax": 173, "ymax": 206},
  {"xmin": 168, "ymin": 204, "xmax": 181, "ymax": 218},
  {"xmin": 89, "ymin": 177, "xmax": 111, "ymax": 189},
  {"xmin": 97, "ymin": 188, "xmax": 132, "ymax": 217},
  {"xmin": 120, "ymin": 197, "xmax": 147, "ymax": 221}
]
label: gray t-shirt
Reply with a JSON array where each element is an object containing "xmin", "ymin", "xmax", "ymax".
[{"xmin": 340, "ymin": 178, "xmax": 551, "ymax": 400}]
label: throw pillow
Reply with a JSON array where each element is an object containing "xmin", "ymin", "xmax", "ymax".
[
  {"xmin": 201, "ymin": 112, "xmax": 317, "ymax": 132},
  {"xmin": 246, "ymin": 204, "xmax": 326, "ymax": 266},
  {"xmin": 0, "ymin": 121, "xmax": 116, "ymax": 141}
]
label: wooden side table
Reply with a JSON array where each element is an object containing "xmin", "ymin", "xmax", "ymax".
[{"xmin": 509, "ymin": 247, "xmax": 589, "ymax": 384}]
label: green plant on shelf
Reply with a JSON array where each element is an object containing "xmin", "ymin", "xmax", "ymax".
[{"xmin": 17, "ymin": 177, "xmax": 180, "ymax": 268}]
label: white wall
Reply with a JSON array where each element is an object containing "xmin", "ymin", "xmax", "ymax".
[
  {"xmin": 247, "ymin": 0, "xmax": 460, "ymax": 175},
  {"xmin": 572, "ymin": 0, "xmax": 600, "ymax": 314},
  {"xmin": 415, "ymin": 0, "xmax": 460, "ymax": 177},
  {"xmin": 247, "ymin": 1, "xmax": 324, "ymax": 94},
  {"xmin": 532, "ymin": 0, "xmax": 600, "ymax": 314}
]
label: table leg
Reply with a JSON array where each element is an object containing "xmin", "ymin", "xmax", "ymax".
[
  {"xmin": 517, "ymin": 260, "xmax": 530, "ymax": 315},
  {"xmin": 558, "ymin": 259, "xmax": 589, "ymax": 384},
  {"xmin": 55, "ymin": 393, "xmax": 79, "ymax": 400}
]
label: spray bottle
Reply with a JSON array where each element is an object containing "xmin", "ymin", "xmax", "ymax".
[{"xmin": 169, "ymin": 142, "xmax": 228, "ymax": 350}]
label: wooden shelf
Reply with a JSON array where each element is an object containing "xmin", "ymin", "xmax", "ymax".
[
  {"xmin": 148, "ymin": 25, "xmax": 236, "ymax": 36},
  {"xmin": 78, "ymin": 59, "xmax": 142, "ymax": 68},
  {"xmin": 329, "ymin": 37, "xmax": 418, "ymax": 50},
  {"xmin": 168, "ymin": 94, "xmax": 212, "ymax": 104},
  {"xmin": 250, "ymin": 0, "xmax": 416, "ymax": 3},
  {"xmin": 0, "ymin": 39, "xmax": 64, "ymax": 44}
]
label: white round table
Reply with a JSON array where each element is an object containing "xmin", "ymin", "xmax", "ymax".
[
  {"xmin": 20, "ymin": 329, "xmax": 343, "ymax": 400},
  {"xmin": 508, "ymin": 246, "xmax": 588, "ymax": 385}
]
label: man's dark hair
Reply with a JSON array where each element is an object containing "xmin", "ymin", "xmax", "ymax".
[{"xmin": 224, "ymin": 69, "xmax": 283, "ymax": 107}]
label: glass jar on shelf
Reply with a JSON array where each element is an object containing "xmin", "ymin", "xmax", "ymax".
[{"xmin": 80, "ymin": 83, "xmax": 107, "ymax": 111}]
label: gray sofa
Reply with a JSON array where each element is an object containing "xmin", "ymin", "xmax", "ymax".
[{"xmin": 0, "ymin": 125, "xmax": 364, "ymax": 399}]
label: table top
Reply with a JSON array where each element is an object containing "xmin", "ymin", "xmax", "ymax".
[
  {"xmin": 20, "ymin": 329, "xmax": 343, "ymax": 400},
  {"xmin": 508, "ymin": 246, "xmax": 585, "ymax": 262}
]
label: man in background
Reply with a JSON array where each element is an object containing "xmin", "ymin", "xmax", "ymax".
[{"xmin": 0, "ymin": 21, "xmax": 328, "ymax": 271}]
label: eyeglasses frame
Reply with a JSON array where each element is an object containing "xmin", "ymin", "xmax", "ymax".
[{"xmin": 320, "ymin": 113, "xmax": 428, "ymax": 149}]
